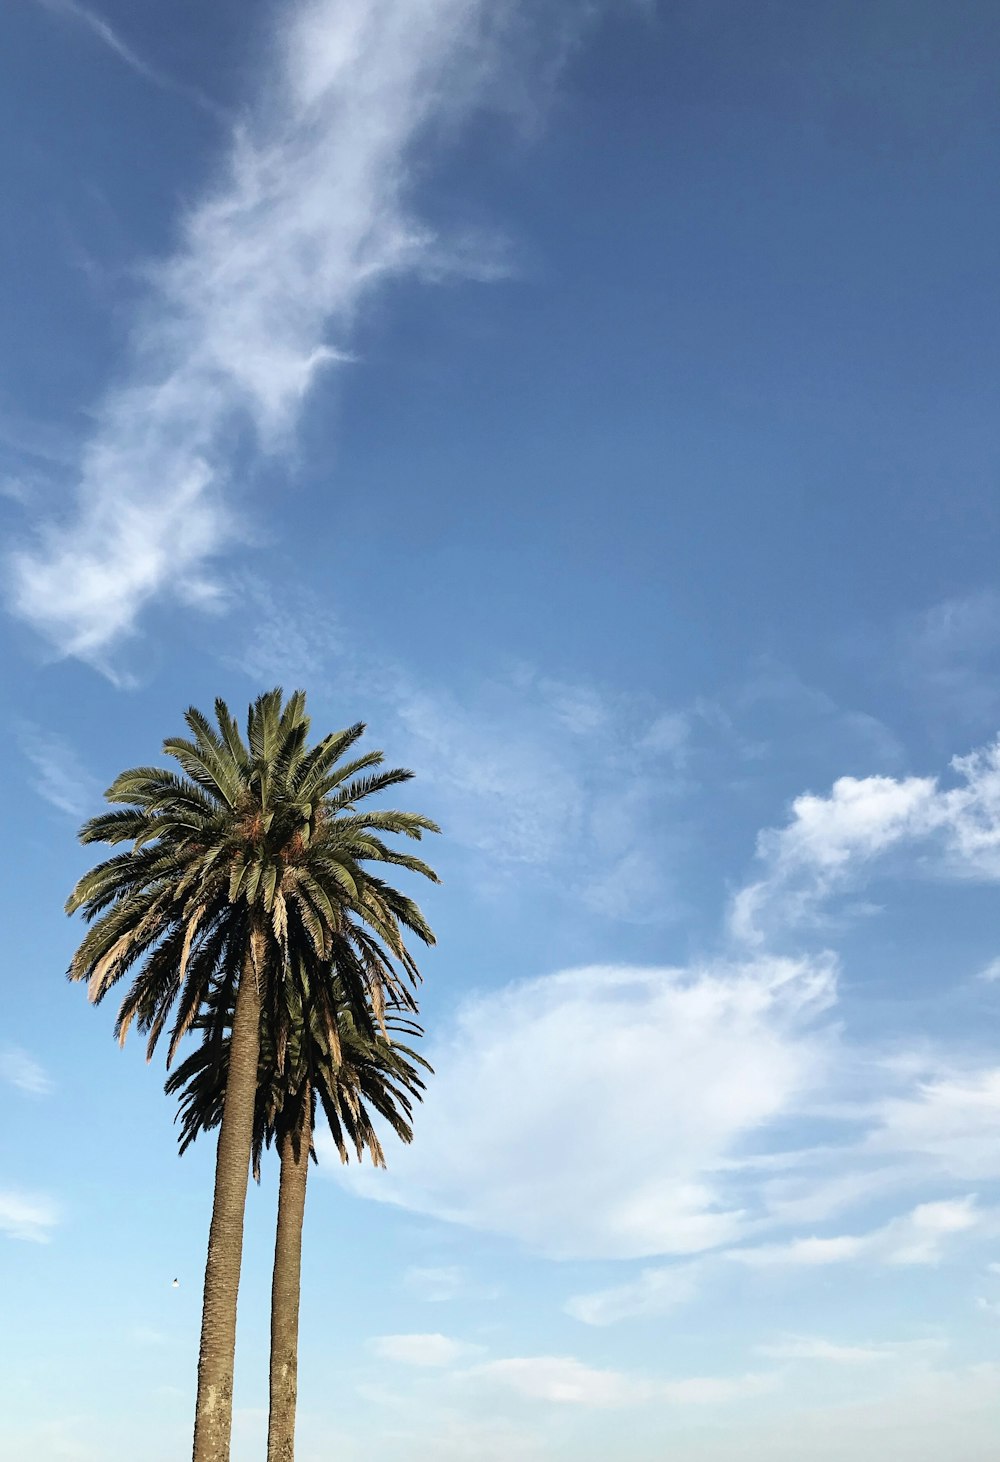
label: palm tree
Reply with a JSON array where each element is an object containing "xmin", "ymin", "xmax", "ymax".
[
  {"xmin": 168, "ymin": 973, "xmax": 430, "ymax": 1462},
  {"xmin": 65, "ymin": 690, "xmax": 439, "ymax": 1462}
]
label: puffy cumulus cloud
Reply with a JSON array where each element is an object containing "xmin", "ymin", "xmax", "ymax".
[
  {"xmin": 730, "ymin": 737, "xmax": 1000, "ymax": 944},
  {"xmin": 730, "ymin": 774, "xmax": 937, "ymax": 945},
  {"xmin": 334, "ymin": 956, "xmax": 837, "ymax": 1259}
]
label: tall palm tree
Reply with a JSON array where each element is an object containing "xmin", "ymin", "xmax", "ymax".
[
  {"xmin": 168, "ymin": 974, "xmax": 430, "ymax": 1462},
  {"xmin": 66, "ymin": 690, "xmax": 439, "ymax": 1462}
]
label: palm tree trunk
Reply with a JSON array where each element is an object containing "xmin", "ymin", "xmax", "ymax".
[
  {"xmin": 192, "ymin": 935, "xmax": 263, "ymax": 1462},
  {"xmin": 267, "ymin": 1084, "xmax": 311, "ymax": 1462}
]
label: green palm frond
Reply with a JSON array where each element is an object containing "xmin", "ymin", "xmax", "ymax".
[
  {"xmin": 166, "ymin": 969, "xmax": 431, "ymax": 1179},
  {"xmin": 67, "ymin": 689, "xmax": 441, "ymax": 1069}
]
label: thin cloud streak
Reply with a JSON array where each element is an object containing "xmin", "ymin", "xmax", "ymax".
[
  {"xmin": 728, "ymin": 1196, "xmax": 987, "ymax": 1269},
  {"xmin": 29, "ymin": 0, "xmax": 227, "ymax": 118},
  {"xmin": 9, "ymin": 0, "xmax": 526, "ymax": 666},
  {"xmin": 19, "ymin": 725, "xmax": 99, "ymax": 817},
  {"xmin": 464, "ymin": 1354, "xmax": 776, "ymax": 1407},
  {"xmin": 0, "ymin": 1189, "xmax": 59, "ymax": 1243},
  {"xmin": 0, "ymin": 1047, "xmax": 53, "ymax": 1096}
]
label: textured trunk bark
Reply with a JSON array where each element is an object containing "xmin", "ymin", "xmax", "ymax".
[
  {"xmin": 266, "ymin": 1086, "xmax": 310, "ymax": 1462},
  {"xmin": 192, "ymin": 932, "xmax": 264, "ymax": 1462}
]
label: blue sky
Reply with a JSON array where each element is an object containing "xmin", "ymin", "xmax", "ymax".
[{"xmin": 4, "ymin": 0, "xmax": 1000, "ymax": 1457}]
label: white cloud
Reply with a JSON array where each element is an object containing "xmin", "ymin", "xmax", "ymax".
[
  {"xmin": 658, "ymin": 1361, "xmax": 1000, "ymax": 1462},
  {"xmin": 19, "ymin": 727, "xmax": 98, "ymax": 818},
  {"xmin": 730, "ymin": 1196, "xmax": 986, "ymax": 1269},
  {"xmin": 335, "ymin": 956, "xmax": 836, "ymax": 1259},
  {"xmin": 753, "ymin": 1167, "xmax": 906, "ymax": 1232},
  {"xmin": 378, "ymin": 668, "xmax": 696, "ymax": 920},
  {"xmin": 732, "ymin": 661, "xmax": 905, "ymax": 772},
  {"xmin": 731, "ymin": 1233, "xmax": 867, "ymax": 1268},
  {"xmin": 371, "ymin": 1413, "xmax": 546, "ymax": 1462},
  {"xmin": 659, "ymin": 1373, "xmax": 777, "ymax": 1405},
  {"xmin": 10, "ymin": 0, "xmax": 542, "ymax": 664},
  {"xmin": 237, "ymin": 608, "xmax": 697, "ymax": 919},
  {"xmin": 730, "ymin": 774, "xmax": 937, "ymax": 945},
  {"xmin": 639, "ymin": 710, "xmax": 693, "ymax": 762},
  {"xmin": 911, "ymin": 592, "xmax": 1000, "ymax": 666},
  {"xmin": 977, "ymin": 957, "xmax": 1000, "ymax": 983},
  {"xmin": 375, "ymin": 664, "xmax": 687, "ymax": 900},
  {"xmin": 867, "ymin": 1069, "xmax": 1000, "ymax": 1180},
  {"xmin": 754, "ymin": 1335, "xmax": 922, "ymax": 1364},
  {"xmin": 731, "ymin": 736, "xmax": 1000, "ymax": 944},
  {"xmin": 869, "ymin": 1196, "xmax": 980, "ymax": 1267},
  {"xmin": 0, "ymin": 1189, "xmax": 59, "ymax": 1243},
  {"xmin": 466, "ymin": 1355, "xmax": 646, "ymax": 1407},
  {"xmin": 901, "ymin": 591, "xmax": 1000, "ymax": 732},
  {"xmin": 565, "ymin": 1263, "xmax": 700, "ymax": 1325},
  {"xmin": 466, "ymin": 1355, "xmax": 775, "ymax": 1408},
  {"xmin": 402, "ymin": 1266, "xmax": 466, "ymax": 1302},
  {"xmin": 372, "ymin": 1333, "xmax": 480, "ymax": 1368},
  {"xmin": 30, "ymin": 0, "xmax": 225, "ymax": 117},
  {"xmin": 386, "ymin": 679, "xmax": 591, "ymax": 867},
  {"xmin": 0, "ymin": 1047, "xmax": 52, "ymax": 1097}
]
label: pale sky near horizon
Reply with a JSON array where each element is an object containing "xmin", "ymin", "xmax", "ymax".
[{"xmin": 4, "ymin": 2, "xmax": 1000, "ymax": 1458}]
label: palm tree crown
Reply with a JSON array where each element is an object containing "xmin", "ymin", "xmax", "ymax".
[{"xmin": 67, "ymin": 688, "xmax": 439, "ymax": 1060}]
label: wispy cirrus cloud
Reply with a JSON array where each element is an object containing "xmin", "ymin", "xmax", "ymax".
[
  {"xmin": 29, "ymin": 0, "xmax": 226, "ymax": 118},
  {"xmin": 897, "ymin": 590, "xmax": 1000, "ymax": 735},
  {"xmin": 464, "ymin": 1354, "xmax": 776, "ymax": 1408},
  {"xmin": 0, "ymin": 1047, "xmax": 53, "ymax": 1097},
  {"xmin": 754, "ymin": 1335, "xmax": 944, "ymax": 1365},
  {"xmin": 369, "ymin": 1338, "xmax": 777, "ymax": 1410},
  {"xmin": 234, "ymin": 589, "xmax": 697, "ymax": 920},
  {"xmin": 18, "ymin": 725, "xmax": 99, "ymax": 817},
  {"xmin": 0, "ymin": 1189, "xmax": 59, "ymax": 1243},
  {"xmin": 10, "ymin": 0, "xmax": 555, "ymax": 667},
  {"xmin": 565, "ymin": 1262, "xmax": 701, "ymax": 1326},
  {"xmin": 371, "ymin": 1333, "xmax": 484, "ymax": 1368},
  {"xmin": 865, "ymin": 1068, "xmax": 1000, "ymax": 1180},
  {"xmin": 729, "ymin": 1195, "xmax": 987, "ymax": 1269},
  {"xmin": 401, "ymin": 1265, "xmax": 498, "ymax": 1302}
]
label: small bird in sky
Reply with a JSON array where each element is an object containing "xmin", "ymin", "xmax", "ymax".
[{"xmin": 172, "ymin": 1278, "xmax": 179, "ymax": 1288}]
